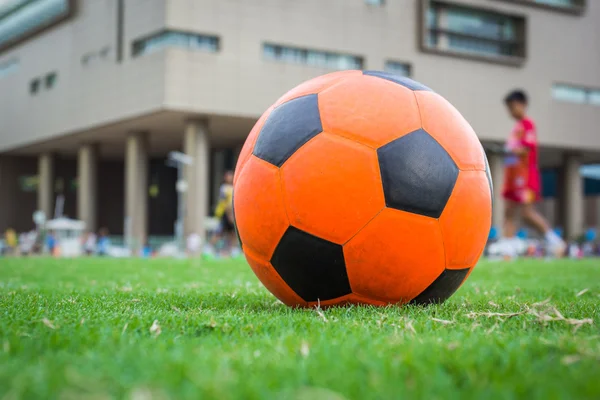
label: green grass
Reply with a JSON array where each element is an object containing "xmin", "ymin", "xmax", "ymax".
[{"xmin": 0, "ymin": 257, "xmax": 599, "ymax": 400}]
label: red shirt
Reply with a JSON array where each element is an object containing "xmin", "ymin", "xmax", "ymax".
[{"xmin": 503, "ymin": 117, "xmax": 541, "ymax": 193}]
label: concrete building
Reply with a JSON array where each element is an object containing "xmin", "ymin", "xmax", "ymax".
[{"xmin": 0, "ymin": 0, "xmax": 599, "ymax": 247}]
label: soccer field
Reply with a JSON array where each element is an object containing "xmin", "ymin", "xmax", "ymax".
[{"xmin": 0, "ymin": 257, "xmax": 599, "ymax": 399}]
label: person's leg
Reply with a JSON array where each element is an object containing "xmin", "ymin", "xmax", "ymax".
[
  {"xmin": 499, "ymin": 200, "xmax": 520, "ymax": 259},
  {"xmin": 223, "ymin": 211, "xmax": 235, "ymax": 257},
  {"xmin": 503, "ymin": 201, "xmax": 519, "ymax": 239},
  {"xmin": 521, "ymin": 203, "xmax": 550, "ymax": 235},
  {"xmin": 521, "ymin": 196, "xmax": 565, "ymax": 257}
]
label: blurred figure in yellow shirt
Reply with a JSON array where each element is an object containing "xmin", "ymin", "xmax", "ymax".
[
  {"xmin": 5, "ymin": 228, "xmax": 17, "ymax": 255},
  {"xmin": 211, "ymin": 171, "xmax": 235, "ymax": 257},
  {"xmin": 214, "ymin": 171, "xmax": 233, "ymax": 221}
]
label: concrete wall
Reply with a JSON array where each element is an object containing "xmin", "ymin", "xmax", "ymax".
[
  {"xmin": 0, "ymin": 0, "xmax": 167, "ymax": 151},
  {"xmin": 1, "ymin": 0, "xmax": 600, "ymax": 152},
  {"xmin": 163, "ymin": 0, "xmax": 600, "ymax": 148}
]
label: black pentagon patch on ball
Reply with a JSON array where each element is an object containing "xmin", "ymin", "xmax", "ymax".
[
  {"xmin": 270, "ymin": 226, "xmax": 351, "ymax": 302},
  {"xmin": 253, "ymin": 94, "xmax": 323, "ymax": 167},
  {"xmin": 363, "ymin": 70, "xmax": 432, "ymax": 92},
  {"xmin": 409, "ymin": 268, "xmax": 470, "ymax": 305},
  {"xmin": 377, "ymin": 129, "xmax": 458, "ymax": 218}
]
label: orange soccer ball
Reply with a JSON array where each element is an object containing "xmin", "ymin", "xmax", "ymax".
[{"xmin": 233, "ymin": 70, "xmax": 492, "ymax": 308}]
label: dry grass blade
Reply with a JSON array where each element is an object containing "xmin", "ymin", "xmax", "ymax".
[
  {"xmin": 149, "ymin": 320, "xmax": 161, "ymax": 337},
  {"xmin": 405, "ymin": 319, "xmax": 417, "ymax": 334},
  {"xmin": 447, "ymin": 342, "xmax": 459, "ymax": 350},
  {"xmin": 532, "ymin": 298, "xmax": 551, "ymax": 307},
  {"xmin": 529, "ymin": 307, "xmax": 593, "ymax": 332},
  {"xmin": 486, "ymin": 323, "xmax": 499, "ymax": 335},
  {"xmin": 466, "ymin": 309, "xmax": 528, "ymax": 319},
  {"xmin": 313, "ymin": 306, "xmax": 329, "ymax": 323},
  {"xmin": 300, "ymin": 341, "xmax": 310, "ymax": 358},
  {"xmin": 42, "ymin": 318, "xmax": 56, "ymax": 329},
  {"xmin": 431, "ymin": 318, "xmax": 454, "ymax": 325},
  {"xmin": 576, "ymin": 288, "xmax": 589, "ymax": 297},
  {"xmin": 561, "ymin": 355, "xmax": 581, "ymax": 365}
]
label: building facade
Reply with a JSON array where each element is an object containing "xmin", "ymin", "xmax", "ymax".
[{"xmin": 0, "ymin": 0, "xmax": 599, "ymax": 246}]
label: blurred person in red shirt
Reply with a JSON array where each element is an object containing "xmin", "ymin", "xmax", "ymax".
[{"xmin": 500, "ymin": 90, "xmax": 566, "ymax": 258}]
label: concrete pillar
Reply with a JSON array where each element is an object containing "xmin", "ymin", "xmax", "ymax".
[
  {"xmin": 183, "ymin": 120, "xmax": 210, "ymax": 242},
  {"xmin": 561, "ymin": 153, "xmax": 583, "ymax": 240},
  {"xmin": 38, "ymin": 152, "xmax": 54, "ymax": 219},
  {"xmin": 77, "ymin": 144, "xmax": 98, "ymax": 232},
  {"xmin": 212, "ymin": 149, "xmax": 226, "ymax": 207},
  {"xmin": 488, "ymin": 152, "xmax": 505, "ymax": 233},
  {"xmin": 124, "ymin": 133, "xmax": 149, "ymax": 251}
]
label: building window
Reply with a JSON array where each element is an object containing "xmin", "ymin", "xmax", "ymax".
[
  {"xmin": 384, "ymin": 61, "xmax": 411, "ymax": 77},
  {"xmin": 30, "ymin": 78, "xmax": 40, "ymax": 94},
  {"xmin": 0, "ymin": 0, "xmax": 73, "ymax": 53},
  {"xmin": 99, "ymin": 46, "xmax": 111, "ymax": 58},
  {"xmin": 589, "ymin": 91, "xmax": 600, "ymax": 106},
  {"xmin": 81, "ymin": 53, "xmax": 95, "ymax": 65},
  {"xmin": 45, "ymin": 71, "xmax": 57, "ymax": 89},
  {"xmin": 492, "ymin": 0, "xmax": 585, "ymax": 14},
  {"xmin": 0, "ymin": 59, "xmax": 19, "ymax": 78},
  {"xmin": 81, "ymin": 46, "xmax": 112, "ymax": 66},
  {"xmin": 132, "ymin": 30, "xmax": 219, "ymax": 57},
  {"xmin": 552, "ymin": 84, "xmax": 600, "ymax": 106},
  {"xmin": 263, "ymin": 44, "xmax": 363, "ymax": 70},
  {"xmin": 421, "ymin": 1, "xmax": 526, "ymax": 64}
]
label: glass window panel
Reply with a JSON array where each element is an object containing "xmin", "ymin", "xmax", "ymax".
[
  {"xmin": 0, "ymin": 59, "xmax": 19, "ymax": 78},
  {"xmin": 552, "ymin": 84, "xmax": 587, "ymax": 104},
  {"xmin": 30, "ymin": 78, "xmax": 40, "ymax": 94},
  {"xmin": 0, "ymin": 0, "xmax": 29, "ymax": 17},
  {"xmin": 448, "ymin": 36, "xmax": 503, "ymax": 56},
  {"xmin": 307, "ymin": 51, "xmax": 327, "ymax": 67},
  {"xmin": 534, "ymin": 0, "xmax": 577, "ymax": 7},
  {"xmin": 133, "ymin": 31, "xmax": 219, "ymax": 57},
  {"xmin": 446, "ymin": 8, "xmax": 511, "ymax": 40},
  {"xmin": 263, "ymin": 44, "xmax": 360, "ymax": 70},
  {"xmin": 426, "ymin": 7, "xmax": 438, "ymax": 28},
  {"xmin": 45, "ymin": 71, "xmax": 57, "ymax": 89},
  {"xmin": 588, "ymin": 91, "xmax": 600, "ymax": 106},
  {"xmin": 426, "ymin": 1, "xmax": 523, "ymax": 58},
  {"xmin": 384, "ymin": 61, "xmax": 411, "ymax": 77},
  {"xmin": 263, "ymin": 44, "xmax": 277, "ymax": 59},
  {"xmin": 0, "ymin": 0, "xmax": 69, "ymax": 50}
]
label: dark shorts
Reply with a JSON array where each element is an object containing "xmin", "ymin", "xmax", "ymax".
[{"xmin": 221, "ymin": 213, "xmax": 235, "ymax": 233}]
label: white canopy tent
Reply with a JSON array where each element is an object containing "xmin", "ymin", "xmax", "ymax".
[{"xmin": 45, "ymin": 217, "xmax": 86, "ymax": 257}]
